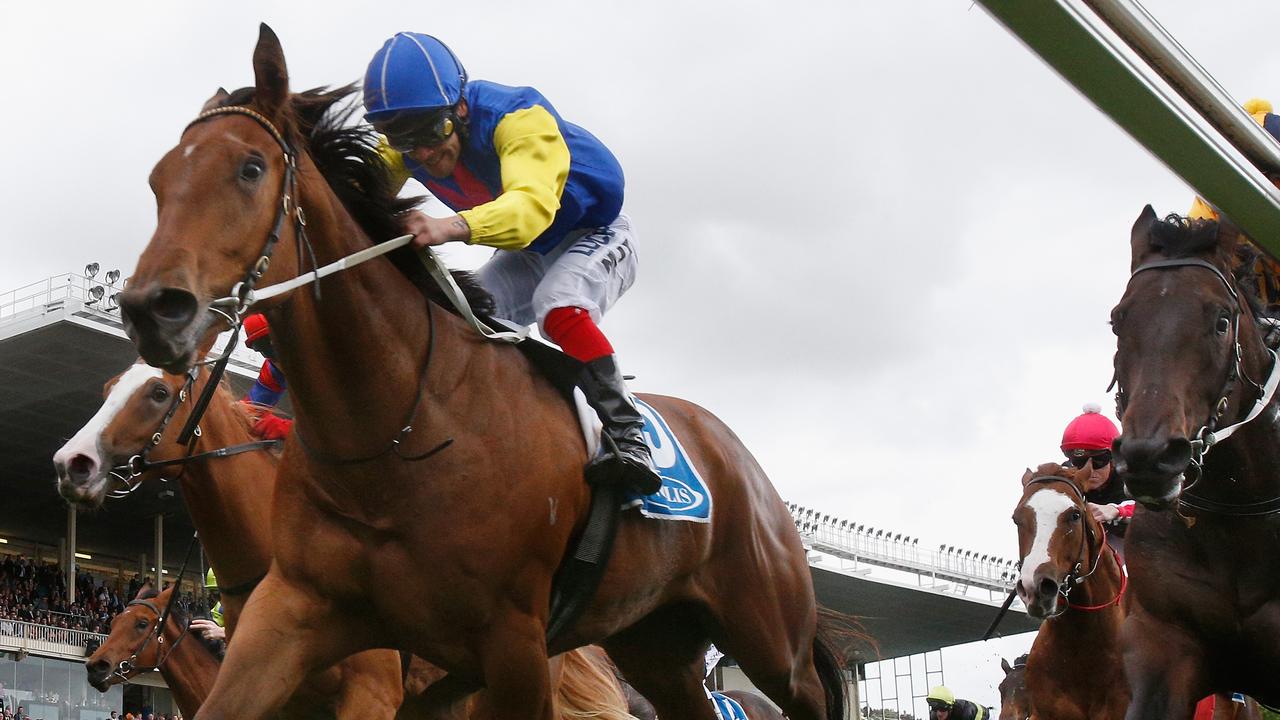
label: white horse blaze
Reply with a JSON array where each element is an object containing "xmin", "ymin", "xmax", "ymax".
[
  {"xmin": 1019, "ymin": 488, "xmax": 1075, "ymax": 592},
  {"xmin": 54, "ymin": 364, "xmax": 163, "ymax": 471}
]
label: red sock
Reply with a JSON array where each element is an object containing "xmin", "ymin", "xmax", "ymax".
[{"xmin": 543, "ymin": 306, "xmax": 614, "ymax": 362}]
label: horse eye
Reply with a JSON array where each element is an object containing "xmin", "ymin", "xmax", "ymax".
[
  {"xmin": 240, "ymin": 157, "xmax": 266, "ymax": 182},
  {"xmin": 1068, "ymin": 510, "xmax": 1082, "ymax": 522},
  {"xmin": 150, "ymin": 384, "xmax": 170, "ymax": 403},
  {"xmin": 135, "ymin": 620, "xmax": 149, "ymax": 631},
  {"xmin": 1216, "ymin": 316, "xmax": 1231, "ymax": 335}
]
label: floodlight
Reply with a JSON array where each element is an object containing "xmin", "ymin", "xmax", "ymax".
[
  {"xmin": 105, "ymin": 269, "xmax": 122, "ymax": 285},
  {"xmin": 84, "ymin": 262, "xmax": 99, "ymax": 279},
  {"xmin": 86, "ymin": 286, "xmax": 105, "ymax": 305}
]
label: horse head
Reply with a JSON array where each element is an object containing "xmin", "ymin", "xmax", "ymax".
[
  {"xmin": 53, "ymin": 362, "xmax": 209, "ymax": 506},
  {"xmin": 1012, "ymin": 463, "xmax": 1102, "ymax": 618},
  {"xmin": 1110, "ymin": 204, "xmax": 1271, "ymax": 507},
  {"xmin": 85, "ymin": 585, "xmax": 173, "ymax": 691},
  {"xmin": 997, "ymin": 655, "xmax": 1030, "ymax": 720},
  {"xmin": 119, "ymin": 25, "xmax": 311, "ymax": 372}
]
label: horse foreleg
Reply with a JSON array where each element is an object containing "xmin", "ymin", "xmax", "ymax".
[
  {"xmin": 475, "ymin": 614, "xmax": 555, "ymax": 720},
  {"xmin": 192, "ymin": 572, "xmax": 364, "ymax": 720},
  {"xmin": 1123, "ymin": 610, "xmax": 1208, "ymax": 720}
]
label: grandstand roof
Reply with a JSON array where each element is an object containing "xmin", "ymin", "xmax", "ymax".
[{"xmin": 0, "ymin": 276, "xmax": 1040, "ymax": 657}]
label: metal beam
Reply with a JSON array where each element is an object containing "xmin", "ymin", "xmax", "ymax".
[{"xmin": 975, "ymin": 0, "xmax": 1280, "ymax": 255}]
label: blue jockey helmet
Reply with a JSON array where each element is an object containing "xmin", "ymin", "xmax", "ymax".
[{"xmin": 363, "ymin": 32, "xmax": 468, "ymax": 122}]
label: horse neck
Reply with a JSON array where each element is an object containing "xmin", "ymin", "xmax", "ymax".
[
  {"xmin": 176, "ymin": 385, "xmax": 274, "ymax": 603},
  {"xmin": 268, "ymin": 166, "xmax": 494, "ymax": 465},
  {"xmin": 156, "ymin": 618, "xmax": 218, "ymax": 717}
]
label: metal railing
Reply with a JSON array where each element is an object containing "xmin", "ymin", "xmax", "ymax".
[
  {"xmin": 786, "ymin": 502, "xmax": 1018, "ymax": 597},
  {"xmin": 0, "ymin": 619, "xmax": 107, "ymax": 657},
  {"xmin": 0, "ymin": 273, "xmax": 123, "ymax": 321}
]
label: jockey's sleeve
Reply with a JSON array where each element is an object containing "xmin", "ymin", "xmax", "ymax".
[
  {"xmin": 377, "ymin": 140, "xmax": 412, "ymax": 193},
  {"xmin": 458, "ymin": 105, "xmax": 569, "ymax": 250},
  {"xmin": 246, "ymin": 359, "xmax": 287, "ymax": 407}
]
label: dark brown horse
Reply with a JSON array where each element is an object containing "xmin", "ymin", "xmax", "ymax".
[
  {"xmin": 1110, "ymin": 206, "xmax": 1280, "ymax": 716},
  {"xmin": 55, "ymin": 364, "xmax": 641, "ymax": 720},
  {"xmin": 86, "ymin": 585, "xmax": 220, "ymax": 718},
  {"xmin": 115, "ymin": 25, "xmax": 845, "ymax": 720},
  {"xmin": 1012, "ymin": 463, "xmax": 1128, "ymax": 720},
  {"xmin": 998, "ymin": 655, "xmax": 1030, "ymax": 720},
  {"xmin": 53, "ymin": 362, "xmax": 409, "ymax": 720}
]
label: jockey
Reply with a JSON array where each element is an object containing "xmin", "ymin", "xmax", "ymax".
[
  {"xmin": 1061, "ymin": 403, "xmax": 1134, "ymax": 540},
  {"xmin": 189, "ymin": 568, "xmax": 226, "ymax": 643},
  {"xmin": 241, "ymin": 313, "xmax": 293, "ymax": 441},
  {"xmin": 362, "ymin": 32, "xmax": 661, "ymax": 495},
  {"xmin": 926, "ymin": 686, "xmax": 990, "ymax": 720}
]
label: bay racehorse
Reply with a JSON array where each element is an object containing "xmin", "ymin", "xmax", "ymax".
[
  {"xmin": 53, "ymin": 362, "xmax": 409, "ymax": 720},
  {"xmin": 1110, "ymin": 206, "xmax": 1280, "ymax": 716},
  {"xmin": 1012, "ymin": 463, "xmax": 1128, "ymax": 720},
  {"xmin": 86, "ymin": 585, "xmax": 220, "ymax": 718},
  {"xmin": 55, "ymin": 363, "xmax": 642, "ymax": 720},
  {"xmin": 116, "ymin": 25, "xmax": 846, "ymax": 720},
  {"xmin": 998, "ymin": 655, "xmax": 1030, "ymax": 720}
]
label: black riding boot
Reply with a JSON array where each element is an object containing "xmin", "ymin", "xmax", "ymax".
[{"xmin": 578, "ymin": 355, "xmax": 663, "ymax": 495}]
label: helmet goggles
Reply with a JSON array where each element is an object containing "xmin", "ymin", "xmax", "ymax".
[{"xmin": 376, "ymin": 109, "xmax": 457, "ymax": 152}]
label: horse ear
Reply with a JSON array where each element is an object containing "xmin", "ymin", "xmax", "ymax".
[
  {"xmin": 252, "ymin": 24, "xmax": 290, "ymax": 117},
  {"xmin": 1020, "ymin": 468, "xmax": 1035, "ymax": 487},
  {"xmin": 1002, "ymin": 657, "xmax": 1013, "ymax": 674},
  {"xmin": 200, "ymin": 87, "xmax": 230, "ymax": 113},
  {"xmin": 1130, "ymin": 204, "xmax": 1159, "ymax": 269}
]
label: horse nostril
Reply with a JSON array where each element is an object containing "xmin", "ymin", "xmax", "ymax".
[
  {"xmin": 1038, "ymin": 577, "xmax": 1059, "ymax": 599},
  {"xmin": 86, "ymin": 657, "xmax": 110, "ymax": 676},
  {"xmin": 68, "ymin": 454, "xmax": 96, "ymax": 483},
  {"xmin": 151, "ymin": 288, "xmax": 199, "ymax": 325}
]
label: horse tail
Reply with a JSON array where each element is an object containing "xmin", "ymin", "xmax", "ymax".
[
  {"xmin": 555, "ymin": 646, "xmax": 637, "ymax": 720},
  {"xmin": 814, "ymin": 607, "xmax": 877, "ymax": 720}
]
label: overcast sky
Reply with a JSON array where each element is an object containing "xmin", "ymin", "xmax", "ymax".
[{"xmin": 4, "ymin": 0, "xmax": 1279, "ymax": 709}]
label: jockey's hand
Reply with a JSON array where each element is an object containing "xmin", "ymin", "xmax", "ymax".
[
  {"xmin": 253, "ymin": 414, "xmax": 293, "ymax": 441},
  {"xmin": 189, "ymin": 618, "xmax": 225, "ymax": 642},
  {"xmin": 403, "ymin": 210, "xmax": 471, "ymax": 247},
  {"xmin": 1089, "ymin": 502, "xmax": 1120, "ymax": 523}
]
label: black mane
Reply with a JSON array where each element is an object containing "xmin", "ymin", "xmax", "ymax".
[{"xmin": 218, "ymin": 86, "xmax": 494, "ymax": 316}]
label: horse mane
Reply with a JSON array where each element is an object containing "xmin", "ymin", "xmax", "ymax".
[
  {"xmin": 556, "ymin": 648, "xmax": 633, "ymax": 720},
  {"xmin": 217, "ymin": 86, "xmax": 495, "ymax": 317}
]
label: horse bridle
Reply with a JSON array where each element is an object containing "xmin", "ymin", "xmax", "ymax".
[
  {"xmin": 186, "ymin": 104, "xmax": 453, "ymax": 466},
  {"xmin": 111, "ymin": 538, "xmax": 199, "ymax": 682},
  {"xmin": 1022, "ymin": 476, "xmax": 1115, "ymax": 618},
  {"xmin": 106, "ymin": 365, "xmax": 281, "ymax": 499},
  {"xmin": 1112, "ymin": 257, "xmax": 1280, "ymax": 514}
]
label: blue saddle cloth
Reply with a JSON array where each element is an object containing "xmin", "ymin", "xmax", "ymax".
[
  {"xmin": 621, "ymin": 398, "xmax": 713, "ymax": 522},
  {"xmin": 710, "ymin": 692, "xmax": 749, "ymax": 720}
]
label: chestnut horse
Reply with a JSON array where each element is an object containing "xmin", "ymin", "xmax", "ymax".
[
  {"xmin": 86, "ymin": 585, "xmax": 220, "ymax": 718},
  {"xmin": 55, "ymin": 363, "xmax": 641, "ymax": 720},
  {"xmin": 1110, "ymin": 206, "xmax": 1280, "ymax": 716},
  {"xmin": 997, "ymin": 655, "xmax": 1030, "ymax": 720},
  {"xmin": 54, "ymin": 362, "xmax": 409, "ymax": 720},
  {"xmin": 1012, "ymin": 463, "xmax": 1128, "ymax": 720},
  {"xmin": 117, "ymin": 25, "xmax": 845, "ymax": 720}
]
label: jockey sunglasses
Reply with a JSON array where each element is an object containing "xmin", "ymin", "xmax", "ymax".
[
  {"xmin": 1066, "ymin": 450, "xmax": 1112, "ymax": 469},
  {"xmin": 927, "ymin": 701, "xmax": 952, "ymax": 712}
]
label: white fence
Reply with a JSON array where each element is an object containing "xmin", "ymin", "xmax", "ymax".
[{"xmin": 0, "ymin": 620, "xmax": 107, "ymax": 662}]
